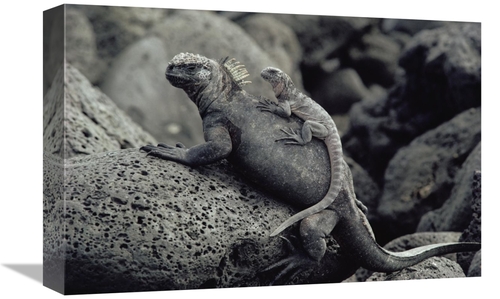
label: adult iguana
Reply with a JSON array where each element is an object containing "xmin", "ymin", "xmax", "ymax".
[
  {"xmin": 140, "ymin": 52, "xmax": 480, "ymax": 283},
  {"xmin": 258, "ymin": 67, "xmax": 346, "ymax": 237}
]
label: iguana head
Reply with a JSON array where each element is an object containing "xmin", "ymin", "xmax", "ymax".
[
  {"xmin": 260, "ymin": 67, "xmax": 294, "ymax": 98},
  {"xmin": 166, "ymin": 52, "xmax": 214, "ymax": 88},
  {"xmin": 165, "ymin": 52, "xmax": 252, "ymax": 115},
  {"xmin": 166, "ymin": 53, "xmax": 252, "ymax": 89}
]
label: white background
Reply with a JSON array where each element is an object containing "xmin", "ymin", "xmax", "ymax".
[{"xmin": 1, "ymin": 0, "xmax": 496, "ymax": 298}]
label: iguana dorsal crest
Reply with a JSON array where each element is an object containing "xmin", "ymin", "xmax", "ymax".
[{"xmin": 222, "ymin": 57, "xmax": 252, "ymax": 87}]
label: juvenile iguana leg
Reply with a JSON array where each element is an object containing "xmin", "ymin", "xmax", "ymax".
[
  {"xmin": 277, "ymin": 120, "xmax": 329, "ymax": 145},
  {"xmin": 264, "ymin": 209, "xmax": 339, "ymax": 284},
  {"xmin": 256, "ymin": 98, "xmax": 291, "ymax": 118}
]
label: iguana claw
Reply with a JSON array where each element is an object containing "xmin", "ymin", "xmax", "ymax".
[
  {"xmin": 140, "ymin": 143, "xmax": 187, "ymax": 162},
  {"xmin": 256, "ymin": 98, "xmax": 277, "ymax": 113},
  {"xmin": 262, "ymin": 236, "xmax": 318, "ymax": 285},
  {"xmin": 275, "ymin": 127, "xmax": 306, "ymax": 145}
]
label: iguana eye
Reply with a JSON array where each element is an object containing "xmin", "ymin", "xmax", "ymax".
[{"xmin": 197, "ymin": 69, "xmax": 211, "ymax": 80}]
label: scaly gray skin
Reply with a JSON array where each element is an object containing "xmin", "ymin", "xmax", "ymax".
[
  {"xmin": 140, "ymin": 52, "xmax": 480, "ymax": 284},
  {"xmin": 258, "ymin": 67, "xmax": 346, "ymax": 237}
]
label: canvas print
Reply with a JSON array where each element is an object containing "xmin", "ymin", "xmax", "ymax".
[{"xmin": 43, "ymin": 4, "xmax": 481, "ymax": 295}]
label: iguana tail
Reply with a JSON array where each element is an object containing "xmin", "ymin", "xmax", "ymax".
[
  {"xmin": 336, "ymin": 210, "xmax": 481, "ymax": 271},
  {"xmin": 360, "ymin": 242, "xmax": 481, "ymax": 272},
  {"xmin": 270, "ymin": 134, "xmax": 344, "ymax": 237}
]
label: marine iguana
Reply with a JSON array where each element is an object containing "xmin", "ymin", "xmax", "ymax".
[
  {"xmin": 140, "ymin": 52, "xmax": 480, "ymax": 283},
  {"xmin": 258, "ymin": 67, "xmax": 346, "ymax": 237}
]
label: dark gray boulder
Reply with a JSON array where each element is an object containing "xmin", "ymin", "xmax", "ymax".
[
  {"xmin": 374, "ymin": 108, "xmax": 480, "ymax": 242},
  {"xmin": 365, "ymin": 257, "xmax": 465, "ymax": 281},
  {"xmin": 309, "ymin": 68, "xmax": 373, "ymax": 115},
  {"xmin": 266, "ymin": 14, "xmax": 376, "ymax": 68},
  {"xmin": 346, "ymin": 28, "xmax": 402, "ymax": 87},
  {"xmin": 237, "ymin": 14, "xmax": 303, "ymax": 88},
  {"xmin": 457, "ymin": 170, "xmax": 481, "ymax": 274},
  {"xmin": 381, "ymin": 19, "xmax": 453, "ymax": 35},
  {"xmin": 417, "ymin": 143, "xmax": 481, "ymax": 233},
  {"xmin": 467, "ymin": 250, "xmax": 481, "ymax": 277},
  {"xmin": 343, "ymin": 23, "xmax": 481, "ymax": 180}
]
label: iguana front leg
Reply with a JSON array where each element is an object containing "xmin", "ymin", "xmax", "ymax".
[
  {"xmin": 257, "ymin": 98, "xmax": 291, "ymax": 118},
  {"xmin": 258, "ymin": 99, "xmax": 329, "ymax": 145},
  {"xmin": 141, "ymin": 125, "xmax": 232, "ymax": 166},
  {"xmin": 277, "ymin": 120, "xmax": 329, "ymax": 145}
]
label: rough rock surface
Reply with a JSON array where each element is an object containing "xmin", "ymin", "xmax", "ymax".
[
  {"xmin": 43, "ymin": 63, "xmax": 156, "ymax": 159},
  {"xmin": 467, "ymin": 250, "xmax": 481, "ymax": 277},
  {"xmin": 43, "ymin": 149, "xmax": 359, "ymax": 294},
  {"xmin": 418, "ymin": 143, "xmax": 481, "ymax": 233},
  {"xmin": 375, "ymin": 108, "xmax": 480, "ymax": 242},
  {"xmin": 457, "ymin": 170, "xmax": 481, "ymax": 274},
  {"xmin": 343, "ymin": 23, "xmax": 481, "ymax": 180},
  {"xmin": 100, "ymin": 10, "xmax": 288, "ymax": 147},
  {"xmin": 365, "ymin": 257, "xmax": 465, "ymax": 281},
  {"xmin": 44, "ymin": 6, "xmax": 64, "ymax": 95}
]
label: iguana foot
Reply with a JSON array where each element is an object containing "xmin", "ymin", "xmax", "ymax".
[
  {"xmin": 262, "ymin": 236, "xmax": 318, "ymax": 285},
  {"xmin": 276, "ymin": 127, "xmax": 306, "ymax": 145},
  {"xmin": 140, "ymin": 143, "xmax": 187, "ymax": 161},
  {"xmin": 256, "ymin": 98, "xmax": 278, "ymax": 113},
  {"xmin": 355, "ymin": 199, "xmax": 368, "ymax": 214}
]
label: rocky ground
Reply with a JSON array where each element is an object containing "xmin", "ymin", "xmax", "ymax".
[{"xmin": 43, "ymin": 5, "xmax": 481, "ymax": 294}]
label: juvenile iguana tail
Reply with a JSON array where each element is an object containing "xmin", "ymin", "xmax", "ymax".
[{"xmin": 270, "ymin": 133, "xmax": 344, "ymax": 237}]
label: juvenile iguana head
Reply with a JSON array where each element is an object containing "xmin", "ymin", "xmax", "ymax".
[
  {"xmin": 165, "ymin": 52, "xmax": 251, "ymax": 114},
  {"xmin": 260, "ymin": 67, "xmax": 295, "ymax": 98}
]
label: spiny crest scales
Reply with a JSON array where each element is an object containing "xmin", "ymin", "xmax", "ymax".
[
  {"xmin": 222, "ymin": 57, "xmax": 252, "ymax": 87},
  {"xmin": 169, "ymin": 52, "xmax": 211, "ymax": 69}
]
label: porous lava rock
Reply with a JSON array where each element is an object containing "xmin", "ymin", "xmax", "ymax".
[
  {"xmin": 43, "ymin": 150, "xmax": 359, "ymax": 293},
  {"xmin": 43, "ymin": 63, "xmax": 156, "ymax": 159},
  {"xmin": 365, "ymin": 257, "xmax": 465, "ymax": 281}
]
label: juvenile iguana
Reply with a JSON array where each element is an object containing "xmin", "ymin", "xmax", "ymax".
[
  {"xmin": 140, "ymin": 52, "xmax": 480, "ymax": 284},
  {"xmin": 258, "ymin": 67, "xmax": 346, "ymax": 237}
]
